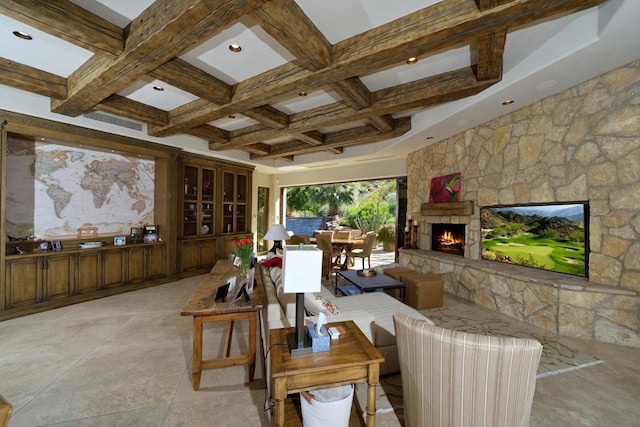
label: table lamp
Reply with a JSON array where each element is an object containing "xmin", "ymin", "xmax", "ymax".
[
  {"xmin": 282, "ymin": 245, "xmax": 323, "ymax": 355},
  {"xmin": 263, "ymin": 224, "xmax": 290, "ymax": 253}
]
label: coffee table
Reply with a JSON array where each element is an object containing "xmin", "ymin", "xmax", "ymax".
[{"xmin": 335, "ymin": 269, "xmax": 407, "ymax": 303}]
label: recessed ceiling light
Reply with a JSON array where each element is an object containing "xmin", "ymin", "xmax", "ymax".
[
  {"xmin": 298, "ymin": 91, "xmax": 307, "ymax": 97},
  {"xmin": 153, "ymin": 85, "xmax": 164, "ymax": 91},
  {"xmin": 13, "ymin": 30, "xmax": 33, "ymax": 40},
  {"xmin": 502, "ymin": 99, "xmax": 515, "ymax": 105},
  {"xmin": 229, "ymin": 44, "xmax": 242, "ymax": 53},
  {"xmin": 406, "ymin": 57, "xmax": 418, "ymax": 65}
]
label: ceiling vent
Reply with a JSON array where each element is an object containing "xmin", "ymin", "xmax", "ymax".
[{"xmin": 83, "ymin": 111, "xmax": 146, "ymax": 132}]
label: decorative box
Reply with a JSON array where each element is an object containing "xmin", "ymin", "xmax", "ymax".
[{"xmin": 306, "ymin": 324, "xmax": 330, "ymax": 353}]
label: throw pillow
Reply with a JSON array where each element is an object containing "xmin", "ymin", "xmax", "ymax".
[
  {"xmin": 260, "ymin": 256, "xmax": 282, "ymax": 269},
  {"xmin": 304, "ymin": 293, "xmax": 340, "ymax": 316}
]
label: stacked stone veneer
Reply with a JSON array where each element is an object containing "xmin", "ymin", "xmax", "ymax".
[{"xmin": 402, "ymin": 58, "xmax": 640, "ymax": 347}]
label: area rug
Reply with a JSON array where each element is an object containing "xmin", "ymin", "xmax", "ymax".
[
  {"xmin": 354, "ymin": 374, "xmax": 404, "ymax": 417},
  {"xmin": 353, "ymin": 298, "xmax": 604, "ymax": 416},
  {"xmin": 421, "ymin": 300, "xmax": 603, "ymax": 379}
]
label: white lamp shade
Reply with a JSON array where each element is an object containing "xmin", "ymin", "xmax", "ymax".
[
  {"xmin": 282, "ymin": 245, "xmax": 322, "ymax": 293},
  {"xmin": 263, "ymin": 224, "xmax": 290, "ymax": 241}
]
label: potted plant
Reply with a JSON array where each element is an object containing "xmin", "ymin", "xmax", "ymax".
[{"xmin": 377, "ymin": 223, "xmax": 396, "ymax": 251}]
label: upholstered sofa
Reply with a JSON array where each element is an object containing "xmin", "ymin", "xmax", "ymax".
[{"xmin": 258, "ymin": 257, "xmax": 433, "ymax": 376}]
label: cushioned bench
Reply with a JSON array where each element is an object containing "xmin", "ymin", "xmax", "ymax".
[{"xmin": 383, "ymin": 266, "xmax": 444, "ymax": 310}]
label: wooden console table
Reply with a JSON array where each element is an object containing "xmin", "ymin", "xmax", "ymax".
[
  {"xmin": 181, "ymin": 260, "xmax": 264, "ymax": 390},
  {"xmin": 270, "ymin": 320, "xmax": 384, "ymax": 427}
]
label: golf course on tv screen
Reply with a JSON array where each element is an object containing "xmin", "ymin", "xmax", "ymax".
[{"xmin": 480, "ymin": 203, "xmax": 588, "ymax": 277}]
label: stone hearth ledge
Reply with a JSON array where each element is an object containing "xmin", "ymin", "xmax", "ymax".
[{"xmin": 398, "ymin": 249, "xmax": 640, "ymax": 347}]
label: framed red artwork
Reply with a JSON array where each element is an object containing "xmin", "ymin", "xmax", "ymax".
[{"xmin": 428, "ymin": 172, "xmax": 461, "ymax": 203}]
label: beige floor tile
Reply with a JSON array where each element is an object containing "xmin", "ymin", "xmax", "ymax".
[{"xmin": 2, "ymin": 252, "xmax": 640, "ymax": 426}]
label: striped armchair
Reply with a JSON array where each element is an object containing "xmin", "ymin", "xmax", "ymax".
[{"xmin": 393, "ymin": 313, "xmax": 542, "ymax": 427}]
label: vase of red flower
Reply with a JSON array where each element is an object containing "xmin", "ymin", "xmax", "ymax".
[{"xmin": 232, "ymin": 238, "xmax": 254, "ymax": 276}]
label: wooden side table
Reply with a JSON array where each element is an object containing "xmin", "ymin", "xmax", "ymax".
[
  {"xmin": 270, "ymin": 320, "xmax": 384, "ymax": 427},
  {"xmin": 181, "ymin": 260, "xmax": 264, "ymax": 390}
]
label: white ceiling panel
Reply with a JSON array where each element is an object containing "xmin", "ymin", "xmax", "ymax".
[
  {"xmin": 69, "ymin": 0, "xmax": 155, "ymax": 27},
  {"xmin": 118, "ymin": 78, "xmax": 199, "ymax": 111},
  {"xmin": 361, "ymin": 45, "xmax": 472, "ymax": 91},
  {"xmin": 271, "ymin": 90, "xmax": 342, "ymax": 115},
  {"xmin": 295, "ymin": 0, "xmax": 439, "ymax": 44},
  {"xmin": 180, "ymin": 17, "xmax": 295, "ymax": 85},
  {"xmin": 0, "ymin": 15, "xmax": 92, "ymax": 77}
]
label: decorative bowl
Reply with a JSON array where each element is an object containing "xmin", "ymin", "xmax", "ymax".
[
  {"xmin": 78, "ymin": 241, "xmax": 104, "ymax": 249},
  {"xmin": 356, "ymin": 269, "xmax": 377, "ymax": 277}
]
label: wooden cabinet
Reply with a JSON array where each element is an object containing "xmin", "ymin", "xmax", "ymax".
[
  {"xmin": 179, "ymin": 238, "xmax": 217, "ymax": 274},
  {"xmin": 4, "ymin": 253, "xmax": 75, "ymax": 309},
  {"xmin": 147, "ymin": 244, "xmax": 166, "ymax": 279},
  {"xmin": 102, "ymin": 248, "xmax": 125, "ymax": 289},
  {"xmin": 177, "ymin": 156, "xmax": 254, "ymax": 276},
  {"xmin": 76, "ymin": 251, "xmax": 101, "ymax": 294},
  {"xmin": 2, "ymin": 242, "xmax": 166, "ymax": 319},
  {"xmin": 222, "ymin": 169, "xmax": 249, "ymax": 234},
  {"xmin": 4, "ymin": 257, "xmax": 42, "ymax": 309},
  {"xmin": 182, "ymin": 164, "xmax": 215, "ymax": 238},
  {"xmin": 43, "ymin": 254, "xmax": 74, "ymax": 300}
]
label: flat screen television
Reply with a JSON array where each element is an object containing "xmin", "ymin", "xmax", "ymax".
[{"xmin": 480, "ymin": 202, "xmax": 588, "ymax": 277}]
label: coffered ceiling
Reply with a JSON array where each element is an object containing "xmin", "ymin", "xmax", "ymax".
[{"xmin": 0, "ymin": 0, "xmax": 639, "ymax": 174}]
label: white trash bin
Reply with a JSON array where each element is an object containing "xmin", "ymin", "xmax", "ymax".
[{"xmin": 300, "ymin": 384, "xmax": 354, "ymax": 427}]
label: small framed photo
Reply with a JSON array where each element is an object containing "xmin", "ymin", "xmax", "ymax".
[
  {"xmin": 113, "ymin": 236, "xmax": 126, "ymax": 246},
  {"xmin": 52, "ymin": 240, "xmax": 62, "ymax": 251},
  {"xmin": 40, "ymin": 241, "xmax": 50, "ymax": 251}
]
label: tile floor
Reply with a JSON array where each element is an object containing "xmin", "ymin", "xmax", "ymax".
[{"xmin": 1, "ymin": 248, "xmax": 639, "ymax": 426}]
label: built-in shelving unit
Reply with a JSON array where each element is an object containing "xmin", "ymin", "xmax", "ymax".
[{"xmin": 178, "ymin": 155, "xmax": 253, "ymax": 275}]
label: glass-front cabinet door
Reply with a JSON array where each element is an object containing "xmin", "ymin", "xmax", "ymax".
[
  {"xmin": 222, "ymin": 170, "xmax": 248, "ymax": 234},
  {"xmin": 182, "ymin": 164, "xmax": 215, "ymax": 238}
]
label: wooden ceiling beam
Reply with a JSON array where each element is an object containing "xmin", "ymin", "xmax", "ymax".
[
  {"xmin": 293, "ymin": 131, "xmax": 324, "ymax": 146},
  {"xmin": 368, "ymin": 114, "xmax": 395, "ymax": 133},
  {"xmin": 214, "ymin": 66, "xmax": 493, "ymax": 150},
  {"xmin": 0, "ymin": 57, "xmax": 66, "ymax": 99},
  {"xmin": 475, "ymin": 30, "xmax": 507, "ymax": 82},
  {"xmin": 50, "ymin": 0, "xmax": 267, "ymax": 117},
  {"xmin": 243, "ymin": 105, "xmax": 290, "ymax": 129},
  {"xmin": 0, "ymin": 0, "xmax": 123, "ymax": 57},
  {"xmin": 185, "ymin": 124, "xmax": 229, "ymax": 145},
  {"xmin": 151, "ymin": 0, "xmax": 605, "ymax": 138},
  {"xmin": 240, "ymin": 142, "xmax": 271, "ymax": 156},
  {"xmin": 330, "ymin": 77, "xmax": 372, "ymax": 110},
  {"xmin": 253, "ymin": 117, "xmax": 411, "ymax": 160},
  {"xmin": 252, "ymin": 0, "xmax": 331, "ymax": 72},
  {"xmin": 94, "ymin": 95, "xmax": 168, "ymax": 126},
  {"xmin": 474, "ymin": 0, "xmax": 516, "ymax": 12},
  {"xmin": 148, "ymin": 58, "xmax": 232, "ymax": 104}
]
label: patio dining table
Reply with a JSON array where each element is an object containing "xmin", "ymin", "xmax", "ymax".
[{"xmin": 310, "ymin": 235, "xmax": 363, "ymax": 269}]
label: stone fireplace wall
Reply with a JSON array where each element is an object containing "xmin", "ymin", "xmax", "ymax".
[{"xmin": 402, "ymin": 58, "xmax": 640, "ymax": 347}]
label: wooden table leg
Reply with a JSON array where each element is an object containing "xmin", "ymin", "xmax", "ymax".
[
  {"xmin": 248, "ymin": 312, "xmax": 257, "ymax": 382},
  {"xmin": 366, "ymin": 363, "xmax": 380, "ymax": 427},
  {"xmin": 192, "ymin": 317, "xmax": 204, "ymax": 390},
  {"xmin": 224, "ymin": 320, "xmax": 234, "ymax": 358},
  {"xmin": 272, "ymin": 377, "xmax": 286, "ymax": 427}
]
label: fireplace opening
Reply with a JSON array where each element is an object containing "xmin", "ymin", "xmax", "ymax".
[{"xmin": 432, "ymin": 224, "xmax": 465, "ymax": 256}]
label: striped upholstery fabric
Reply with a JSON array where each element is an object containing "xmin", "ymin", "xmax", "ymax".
[{"xmin": 393, "ymin": 313, "xmax": 542, "ymax": 427}]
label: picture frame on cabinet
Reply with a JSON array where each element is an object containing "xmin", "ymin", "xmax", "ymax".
[
  {"xmin": 52, "ymin": 240, "xmax": 62, "ymax": 251},
  {"xmin": 40, "ymin": 241, "xmax": 50, "ymax": 251},
  {"xmin": 114, "ymin": 236, "xmax": 126, "ymax": 246}
]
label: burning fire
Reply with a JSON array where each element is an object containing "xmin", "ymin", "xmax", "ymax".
[{"xmin": 438, "ymin": 230, "xmax": 462, "ymax": 246}]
